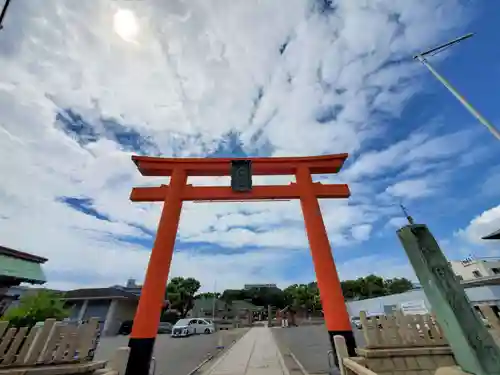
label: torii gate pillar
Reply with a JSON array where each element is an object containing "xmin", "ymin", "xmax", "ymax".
[
  {"xmin": 125, "ymin": 154, "xmax": 356, "ymax": 375},
  {"xmin": 296, "ymin": 166, "xmax": 355, "ymax": 352}
]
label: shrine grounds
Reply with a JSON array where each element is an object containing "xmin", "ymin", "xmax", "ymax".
[{"xmin": 94, "ymin": 322, "xmax": 364, "ymax": 375}]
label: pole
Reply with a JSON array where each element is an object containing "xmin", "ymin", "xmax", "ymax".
[
  {"xmin": 0, "ymin": 0, "xmax": 12, "ymax": 30},
  {"xmin": 414, "ymin": 33, "xmax": 500, "ymax": 141},
  {"xmin": 296, "ymin": 166, "xmax": 356, "ymax": 364},
  {"xmin": 415, "ymin": 55, "xmax": 500, "ymax": 141},
  {"xmin": 212, "ymin": 280, "xmax": 216, "ymax": 320},
  {"xmin": 125, "ymin": 168, "xmax": 187, "ymax": 375}
]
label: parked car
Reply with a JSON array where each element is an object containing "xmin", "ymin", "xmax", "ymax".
[
  {"xmin": 171, "ymin": 318, "xmax": 216, "ymax": 338},
  {"xmin": 118, "ymin": 320, "xmax": 133, "ymax": 335},
  {"xmin": 350, "ymin": 316, "xmax": 362, "ymax": 329},
  {"xmin": 118, "ymin": 320, "xmax": 174, "ymax": 335},
  {"xmin": 158, "ymin": 322, "xmax": 173, "ymax": 334}
]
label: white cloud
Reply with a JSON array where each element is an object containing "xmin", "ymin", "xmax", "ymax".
[
  {"xmin": 343, "ymin": 129, "xmax": 477, "ymax": 182},
  {"xmin": 0, "ymin": 0, "xmax": 476, "ymax": 291},
  {"xmin": 455, "ymin": 205, "xmax": 500, "ymax": 246},
  {"xmin": 385, "ymin": 178, "xmax": 435, "ymax": 199},
  {"xmin": 386, "ymin": 217, "xmax": 408, "ymax": 229},
  {"xmin": 351, "ymin": 224, "xmax": 373, "ymax": 242}
]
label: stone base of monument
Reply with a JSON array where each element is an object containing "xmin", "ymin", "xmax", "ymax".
[{"xmin": 332, "ymin": 308, "xmax": 500, "ymax": 375}]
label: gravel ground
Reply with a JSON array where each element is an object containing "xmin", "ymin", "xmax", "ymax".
[
  {"xmin": 95, "ymin": 329, "xmax": 249, "ymax": 375},
  {"xmin": 271, "ymin": 324, "xmax": 365, "ymax": 375}
]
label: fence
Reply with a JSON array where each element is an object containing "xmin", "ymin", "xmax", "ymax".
[
  {"xmin": 358, "ymin": 310, "xmax": 447, "ymax": 348},
  {"xmin": 334, "ymin": 305, "xmax": 500, "ymax": 375},
  {"xmin": 0, "ymin": 318, "xmax": 102, "ymax": 367},
  {"xmin": 359, "ymin": 304, "xmax": 500, "ymax": 349}
]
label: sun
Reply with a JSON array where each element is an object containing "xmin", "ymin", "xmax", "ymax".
[{"xmin": 113, "ymin": 9, "xmax": 139, "ymax": 43}]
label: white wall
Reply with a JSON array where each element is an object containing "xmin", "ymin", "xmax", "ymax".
[
  {"xmin": 346, "ymin": 285, "xmax": 500, "ymax": 317},
  {"xmin": 105, "ymin": 299, "xmax": 138, "ymax": 335}
]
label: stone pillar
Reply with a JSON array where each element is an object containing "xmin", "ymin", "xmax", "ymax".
[
  {"xmin": 103, "ymin": 300, "xmax": 118, "ymax": 336},
  {"xmin": 397, "ymin": 224, "xmax": 500, "ymax": 375},
  {"xmin": 77, "ymin": 299, "xmax": 89, "ymax": 321}
]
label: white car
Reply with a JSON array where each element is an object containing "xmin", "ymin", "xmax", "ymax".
[
  {"xmin": 171, "ymin": 318, "xmax": 216, "ymax": 337},
  {"xmin": 350, "ymin": 317, "xmax": 362, "ymax": 329}
]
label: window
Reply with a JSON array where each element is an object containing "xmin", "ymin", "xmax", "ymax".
[
  {"xmin": 491, "ymin": 267, "xmax": 500, "ymax": 275},
  {"xmin": 197, "ymin": 319, "xmax": 206, "ymax": 325},
  {"xmin": 472, "ymin": 270, "xmax": 482, "ymax": 278}
]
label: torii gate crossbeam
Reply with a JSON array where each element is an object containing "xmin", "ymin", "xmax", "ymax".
[{"xmin": 125, "ymin": 154, "xmax": 357, "ymax": 375}]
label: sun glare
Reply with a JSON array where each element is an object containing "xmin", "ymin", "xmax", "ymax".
[{"xmin": 113, "ymin": 9, "xmax": 139, "ymax": 43}]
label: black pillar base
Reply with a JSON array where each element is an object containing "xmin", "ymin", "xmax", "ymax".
[
  {"xmin": 328, "ymin": 330, "xmax": 357, "ymax": 367},
  {"xmin": 125, "ymin": 337, "xmax": 156, "ymax": 375}
]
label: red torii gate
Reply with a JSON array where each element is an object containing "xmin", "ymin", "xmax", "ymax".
[{"xmin": 125, "ymin": 154, "xmax": 356, "ymax": 375}]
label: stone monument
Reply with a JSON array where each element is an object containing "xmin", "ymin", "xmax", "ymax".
[{"xmin": 397, "ymin": 217, "xmax": 500, "ymax": 375}]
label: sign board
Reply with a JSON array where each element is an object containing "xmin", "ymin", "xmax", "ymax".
[
  {"xmin": 231, "ymin": 160, "xmax": 253, "ymax": 192},
  {"xmin": 400, "ymin": 300, "xmax": 429, "ymax": 315}
]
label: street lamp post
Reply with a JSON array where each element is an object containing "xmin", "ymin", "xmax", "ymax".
[
  {"xmin": 415, "ymin": 33, "xmax": 500, "ymax": 141},
  {"xmin": 212, "ymin": 280, "xmax": 217, "ymax": 320},
  {"xmin": 0, "ymin": 0, "xmax": 12, "ymax": 30}
]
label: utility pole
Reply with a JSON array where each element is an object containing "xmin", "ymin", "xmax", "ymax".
[
  {"xmin": 415, "ymin": 33, "xmax": 500, "ymax": 141},
  {"xmin": 0, "ymin": 0, "xmax": 12, "ymax": 30},
  {"xmin": 212, "ymin": 280, "xmax": 217, "ymax": 320}
]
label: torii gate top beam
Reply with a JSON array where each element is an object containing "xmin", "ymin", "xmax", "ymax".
[{"xmin": 132, "ymin": 153, "xmax": 348, "ymax": 177}]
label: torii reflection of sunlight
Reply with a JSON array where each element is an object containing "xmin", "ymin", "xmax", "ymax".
[{"xmin": 113, "ymin": 9, "xmax": 139, "ymax": 43}]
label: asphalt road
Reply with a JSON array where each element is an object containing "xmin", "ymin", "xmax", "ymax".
[
  {"xmin": 271, "ymin": 324, "xmax": 365, "ymax": 375},
  {"xmin": 95, "ymin": 329, "xmax": 248, "ymax": 375}
]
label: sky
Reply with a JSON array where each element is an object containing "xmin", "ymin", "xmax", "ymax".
[{"xmin": 1, "ymin": 0, "xmax": 500, "ymax": 293}]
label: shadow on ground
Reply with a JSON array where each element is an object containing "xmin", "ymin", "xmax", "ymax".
[
  {"xmin": 95, "ymin": 329, "xmax": 249, "ymax": 375},
  {"xmin": 272, "ymin": 325, "xmax": 365, "ymax": 375}
]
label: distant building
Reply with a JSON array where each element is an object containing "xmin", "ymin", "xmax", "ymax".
[
  {"xmin": 449, "ymin": 257, "xmax": 500, "ymax": 280},
  {"xmin": 190, "ymin": 298, "xmax": 231, "ymax": 319},
  {"xmin": 189, "ymin": 298, "xmax": 261, "ymax": 320},
  {"xmin": 347, "ymin": 257, "xmax": 500, "ymax": 318},
  {"xmin": 0, "ymin": 245, "xmax": 48, "ymax": 316},
  {"xmin": 244, "ymin": 284, "xmax": 277, "ymax": 290},
  {"xmin": 62, "ymin": 287, "xmax": 139, "ymax": 336}
]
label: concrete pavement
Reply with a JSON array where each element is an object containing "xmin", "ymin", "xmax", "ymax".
[
  {"xmin": 95, "ymin": 329, "xmax": 248, "ymax": 375},
  {"xmin": 201, "ymin": 326, "xmax": 288, "ymax": 375},
  {"xmin": 271, "ymin": 325, "xmax": 365, "ymax": 375}
]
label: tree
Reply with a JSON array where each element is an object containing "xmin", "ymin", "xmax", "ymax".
[
  {"xmin": 1, "ymin": 290, "xmax": 69, "ymax": 327},
  {"xmin": 221, "ymin": 289, "xmax": 250, "ymax": 303},
  {"xmin": 166, "ymin": 277, "xmax": 201, "ymax": 318},
  {"xmin": 384, "ymin": 277, "xmax": 413, "ymax": 295},
  {"xmin": 195, "ymin": 292, "xmax": 221, "ymax": 300},
  {"xmin": 283, "ymin": 283, "xmax": 320, "ymax": 312},
  {"xmin": 340, "ymin": 275, "xmax": 414, "ymax": 300}
]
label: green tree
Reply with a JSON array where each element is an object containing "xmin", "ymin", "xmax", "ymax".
[
  {"xmin": 221, "ymin": 289, "xmax": 251, "ymax": 303},
  {"xmin": 384, "ymin": 277, "xmax": 413, "ymax": 295},
  {"xmin": 1, "ymin": 290, "xmax": 69, "ymax": 327},
  {"xmin": 340, "ymin": 275, "xmax": 414, "ymax": 300},
  {"xmin": 195, "ymin": 292, "xmax": 221, "ymax": 300},
  {"xmin": 283, "ymin": 283, "xmax": 320, "ymax": 312},
  {"xmin": 166, "ymin": 277, "xmax": 201, "ymax": 318}
]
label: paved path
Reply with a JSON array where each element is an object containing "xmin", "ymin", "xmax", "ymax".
[
  {"xmin": 202, "ymin": 326, "xmax": 288, "ymax": 375},
  {"xmin": 95, "ymin": 329, "xmax": 248, "ymax": 375},
  {"xmin": 272, "ymin": 325, "xmax": 365, "ymax": 374}
]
